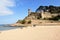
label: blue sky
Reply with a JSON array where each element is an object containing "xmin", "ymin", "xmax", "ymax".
[{"xmin": 0, "ymin": 0, "xmax": 60, "ymax": 24}]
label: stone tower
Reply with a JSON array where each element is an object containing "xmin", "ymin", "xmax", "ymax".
[
  {"xmin": 41, "ymin": 10, "xmax": 45, "ymax": 19},
  {"xmin": 28, "ymin": 9, "xmax": 31, "ymax": 15}
]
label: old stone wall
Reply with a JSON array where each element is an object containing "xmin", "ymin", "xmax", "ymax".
[{"xmin": 41, "ymin": 12, "xmax": 59, "ymax": 19}]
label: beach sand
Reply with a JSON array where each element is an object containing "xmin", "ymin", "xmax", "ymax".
[{"xmin": 0, "ymin": 26, "xmax": 60, "ymax": 40}]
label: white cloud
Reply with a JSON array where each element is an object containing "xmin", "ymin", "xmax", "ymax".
[{"xmin": 0, "ymin": 0, "xmax": 15, "ymax": 16}]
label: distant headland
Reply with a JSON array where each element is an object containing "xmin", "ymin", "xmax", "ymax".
[{"xmin": 11, "ymin": 5, "xmax": 60, "ymax": 26}]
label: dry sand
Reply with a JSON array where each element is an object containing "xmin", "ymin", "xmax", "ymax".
[{"xmin": 0, "ymin": 26, "xmax": 60, "ymax": 40}]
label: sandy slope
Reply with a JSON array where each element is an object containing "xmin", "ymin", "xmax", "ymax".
[{"xmin": 0, "ymin": 26, "xmax": 60, "ymax": 40}]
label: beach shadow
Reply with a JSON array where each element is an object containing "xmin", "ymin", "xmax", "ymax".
[
  {"xmin": 19, "ymin": 26, "xmax": 27, "ymax": 29},
  {"xmin": 32, "ymin": 24, "xmax": 36, "ymax": 27},
  {"xmin": 0, "ymin": 32, "xmax": 1, "ymax": 33}
]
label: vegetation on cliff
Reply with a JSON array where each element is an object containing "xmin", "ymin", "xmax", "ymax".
[
  {"xmin": 17, "ymin": 20, "xmax": 26, "ymax": 24},
  {"xmin": 27, "ymin": 20, "xmax": 31, "ymax": 24},
  {"xmin": 17, "ymin": 5, "xmax": 60, "ymax": 24},
  {"xmin": 48, "ymin": 15, "xmax": 60, "ymax": 21},
  {"xmin": 17, "ymin": 20, "xmax": 31, "ymax": 24},
  {"xmin": 36, "ymin": 5, "xmax": 60, "ymax": 13}
]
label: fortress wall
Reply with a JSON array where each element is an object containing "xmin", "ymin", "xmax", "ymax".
[
  {"xmin": 52, "ymin": 14, "xmax": 59, "ymax": 17},
  {"xmin": 43, "ymin": 12, "xmax": 52, "ymax": 18},
  {"xmin": 31, "ymin": 20, "xmax": 60, "ymax": 24},
  {"xmin": 41, "ymin": 12, "xmax": 59, "ymax": 19}
]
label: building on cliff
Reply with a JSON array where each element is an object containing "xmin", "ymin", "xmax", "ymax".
[
  {"xmin": 25, "ymin": 9, "xmax": 60, "ymax": 20},
  {"xmin": 17, "ymin": 6, "xmax": 60, "ymax": 24}
]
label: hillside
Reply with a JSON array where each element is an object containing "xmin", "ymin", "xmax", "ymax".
[{"xmin": 16, "ymin": 5, "xmax": 60, "ymax": 26}]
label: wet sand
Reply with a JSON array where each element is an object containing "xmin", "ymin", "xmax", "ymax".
[{"xmin": 0, "ymin": 26, "xmax": 60, "ymax": 40}]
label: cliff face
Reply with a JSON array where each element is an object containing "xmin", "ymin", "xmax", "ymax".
[
  {"xmin": 25, "ymin": 12, "xmax": 41, "ymax": 20},
  {"xmin": 17, "ymin": 5, "xmax": 60, "ymax": 24},
  {"xmin": 25, "ymin": 5, "xmax": 60, "ymax": 20}
]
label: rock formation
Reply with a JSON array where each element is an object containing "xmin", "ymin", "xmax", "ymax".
[{"xmin": 17, "ymin": 5, "xmax": 60, "ymax": 25}]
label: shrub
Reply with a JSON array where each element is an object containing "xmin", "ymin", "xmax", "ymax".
[
  {"xmin": 43, "ymin": 18, "xmax": 48, "ymax": 20},
  {"xmin": 28, "ymin": 20, "xmax": 31, "ymax": 24},
  {"xmin": 17, "ymin": 20, "xmax": 26, "ymax": 24},
  {"xmin": 48, "ymin": 15, "xmax": 60, "ymax": 21},
  {"xmin": 16, "ymin": 20, "xmax": 22, "ymax": 23},
  {"xmin": 37, "ymin": 17, "xmax": 40, "ymax": 19},
  {"xmin": 21, "ymin": 20, "xmax": 26, "ymax": 24}
]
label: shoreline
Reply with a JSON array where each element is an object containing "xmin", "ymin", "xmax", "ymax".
[
  {"xmin": 10, "ymin": 23, "xmax": 60, "ymax": 27},
  {"xmin": 0, "ymin": 26, "xmax": 60, "ymax": 40}
]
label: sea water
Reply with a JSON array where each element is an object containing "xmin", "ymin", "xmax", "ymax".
[{"xmin": 0, "ymin": 24, "xmax": 19, "ymax": 31}]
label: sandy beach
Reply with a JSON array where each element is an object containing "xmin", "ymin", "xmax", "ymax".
[{"xmin": 0, "ymin": 26, "xmax": 60, "ymax": 40}]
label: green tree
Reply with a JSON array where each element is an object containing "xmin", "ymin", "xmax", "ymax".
[
  {"xmin": 17, "ymin": 20, "xmax": 26, "ymax": 24},
  {"xmin": 21, "ymin": 20, "xmax": 26, "ymax": 24}
]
